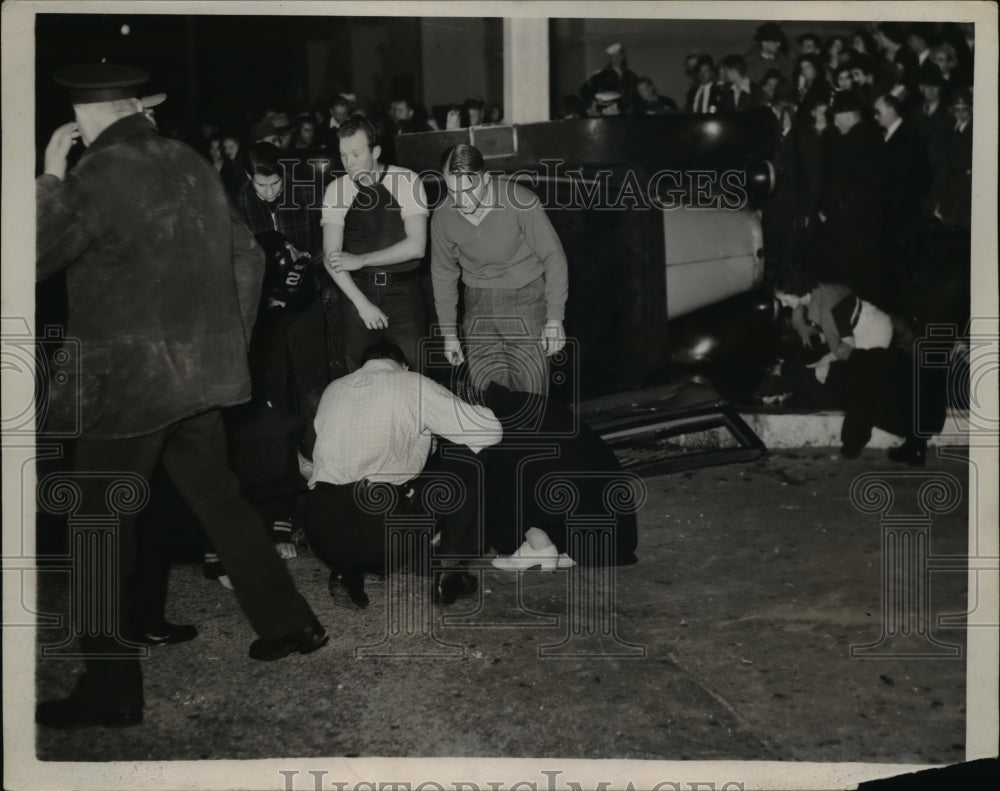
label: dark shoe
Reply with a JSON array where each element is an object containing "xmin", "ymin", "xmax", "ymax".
[
  {"xmin": 434, "ymin": 570, "xmax": 478, "ymax": 606},
  {"xmin": 248, "ymin": 619, "xmax": 329, "ymax": 661},
  {"xmin": 887, "ymin": 438, "xmax": 927, "ymax": 466},
  {"xmin": 840, "ymin": 444, "xmax": 863, "ymax": 460},
  {"xmin": 136, "ymin": 622, "xmax": 198, "ymax": 646},
  {"xmin": 328, "ymin": 571, "xmax": 369, "ymax": 610},
  {"xmin": 36, "ymin": 694, "xmax": 142, "ymax": 728}
]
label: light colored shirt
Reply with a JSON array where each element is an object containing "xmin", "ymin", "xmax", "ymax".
[
  {"xmin": 309, "ymin": 360, "xmax": 502, "ymax": 487},
  {"xmin": 883, "ymin": 117, "xmax": 903, "ymax": 141},
  {"xmin": 321, "ymin": 164, "xmax": 428, "ymax": 227}
]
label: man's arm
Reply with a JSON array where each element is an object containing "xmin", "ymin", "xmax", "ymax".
[
  {"xmin": 36, "ymin": 122, "xmax": 90, "ymax": 281},
  {"xmin": 429, "ymin": 213, "xmax": 462, "ymax": 336},
  {"xmin": 417, "ymin": 374, "xmax": 502, "ymax": 453},
  {"xmin": 521, "ymin": 201, "xmax": 568, "ymax": 322},
  {"xmin": 322, "ymin": 222, "xmax": 389, "ymax": 330},
  {"xmin": 338, "ymin": 213, "xmax": 427, "ymax": 268},
  {"xmin": 230, "ymin": 202, "xmax": 265, "ymax": 346},
  {"xmin": 328, "ymin": 172, "xmax": 429, "ymax": 271}
]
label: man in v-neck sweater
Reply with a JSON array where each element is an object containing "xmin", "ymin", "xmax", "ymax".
[{"xmin": 431, "ymin": 144, "xmax": 569, "ymax": 396}]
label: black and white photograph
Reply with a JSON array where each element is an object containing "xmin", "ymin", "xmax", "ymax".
[{"xmin": 2, "ymin": 2, "xmax": 998, "ymax": 790}]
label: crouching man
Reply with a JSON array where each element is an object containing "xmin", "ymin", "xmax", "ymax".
[{"xmin": 299, "ymin": 342, "xmax": 502, "ymax": 607}]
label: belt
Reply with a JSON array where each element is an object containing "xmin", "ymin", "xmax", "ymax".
[{"xmin": 351, "ymin": 269, "xmax": 420, "ymax": 286}]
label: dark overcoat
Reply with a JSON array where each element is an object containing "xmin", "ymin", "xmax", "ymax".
[{"xmin": 36, "ymin": 113, "xmax": 265, "ymax": 438}]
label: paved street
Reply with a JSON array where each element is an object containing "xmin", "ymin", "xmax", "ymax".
[{"xmin": 35, "ymin": 449, "xmax": 970, "ymax": 765}]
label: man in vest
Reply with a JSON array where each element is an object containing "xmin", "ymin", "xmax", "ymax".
[{"xmin": 321, "ymin": 116, "xmax": 430, "ymax": 372}]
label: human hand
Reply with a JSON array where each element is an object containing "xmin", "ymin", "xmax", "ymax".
[
  {"xmin": 541, "ymin": 320, "xmax": 566, "ymax": 356},
  {"xmin": 444, "ymin": 335, "xmax": 465, "ymax": 366},
  {"xmin": 813, "ymin": 360, "xmax": 831, "ymax": 384},
  {"xmin": 327, "ymin": 251, "xmax": 366, "ymax": 273},
  {"xmin": 356, "ymin": 300, "xmax": 389, "ymax": 330},
  {"xmin": 44, "ymin": 122, "xmax": 81, "ymax": 180},
  {"xmin": 275, "ymin": 542, "xmax": 298, "ymax": 560}
]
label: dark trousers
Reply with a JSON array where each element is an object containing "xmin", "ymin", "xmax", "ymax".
[
  {"xmin": 301, "ymin": 448, "xmax": 482, "ymax": 576},
  {"xmin": 69, "ymin": 409, "xmax": 317, "ymax": 704},
  {"xmin": 249, "ymin": 301, "xmax": 330, "ymax": 422},
  {"xmin": 342, "ymin": 278, "xmax": 426, "ymax": 373}
]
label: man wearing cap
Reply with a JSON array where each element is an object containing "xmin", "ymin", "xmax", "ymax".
[
  {"xmin": 745, "ymin": 22, "xmax": 791, "ymax": 86},
  {"xmin": 816, "ymin": 90, "xmax": 884, "ymax": 294},
  {"xmin": 35, "ymin": 63, "xmax": 329, "ymax": 728},
  {"xmin": 581, "ymin": 42, "xmax": 638, "ymax": 114}
]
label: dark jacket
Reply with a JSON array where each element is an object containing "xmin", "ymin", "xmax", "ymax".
[
  {"xmin": 685, "ymin": 81, "xmax": 723, "ymax": 113},
  {"xmin": 880, "ymin": 119, "xmax": 933, "ymax": 231},
  {"xmin": 717, "ymin": 81, "xmax": 764, "ymax": 112},
  {"xmin": 36, "ymin": 113, "xmax": 265, "ymax": 438}
]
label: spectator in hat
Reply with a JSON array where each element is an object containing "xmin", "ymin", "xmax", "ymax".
[
  {"xmin": 815, "ymin": 90, "xmax": 884, "ymax": 295},
  {"xmin": 745, "ymin": 22, "xmax": 791, "ymax": 85},
  {"xmin": 718, "ymin": 54, "xmax": 763, "ymax": 111},
  {"xmin": 34, "ymin": 62, "xmax": 328, "ymax": 729},
  {"xmin": 916, "ymin": 63, "xmax": 953, "ymax": 173},
  {"xmin": 685, "ymin": 54, "xmax": 722, "ymax": 113},
  {"xmin": 582, "ymin": 42, "xmax": 638, "ymax": 113}
]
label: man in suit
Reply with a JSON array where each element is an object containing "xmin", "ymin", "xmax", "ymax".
[
  {"xmin": 717, "ymin": 54, "xmax": 763, "ymax": 111},
  {"xmin": 915, "ymin": 62, "xmax": 953, "ymax": 174},
  {"xmin": 873, "ymin": 92, "xmax": 934, "ymax": 313},
  {"xmin": 816, "ymin": 91, "xmax": 884, "ymax": 297},
  {"xmin": 685, "ymin": 54, "xmax": 722, "ymax": 113}
]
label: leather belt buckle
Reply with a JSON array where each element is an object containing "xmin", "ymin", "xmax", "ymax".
[{"xmin": 373, "ymin": 272, "xmax": 388, "ymax": 286}]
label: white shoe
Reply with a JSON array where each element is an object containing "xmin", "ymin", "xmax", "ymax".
[{"xmin": 491, "ymin": 541, "xmax": 576, "ymax": 571}]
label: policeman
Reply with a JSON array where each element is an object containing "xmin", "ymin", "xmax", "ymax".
[{"xmin": 35, "ymin": 63, "xmax": 328, "ymax": 729}]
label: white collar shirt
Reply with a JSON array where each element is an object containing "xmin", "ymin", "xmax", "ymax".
[
  {"xmin": 309, "ymin": 360, "xmax": 502, "ymax": 486},
  {"xmin": 884, "ymin": 117, "xmax": 903, "ymax": 141}
]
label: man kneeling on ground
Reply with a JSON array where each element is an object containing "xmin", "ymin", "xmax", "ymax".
[{"xmin": 299, "ymin": 341, "xmax": 502, "ymax": 607}]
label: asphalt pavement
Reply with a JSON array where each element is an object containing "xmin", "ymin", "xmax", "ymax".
[{"xmin": 35, "ymin": 449, "xmax": 970, "ymax": 765}]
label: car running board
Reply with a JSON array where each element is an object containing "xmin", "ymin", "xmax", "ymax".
[{"xmin": 577, "ymin": 378, "xmax": 766, "ymax": 477}]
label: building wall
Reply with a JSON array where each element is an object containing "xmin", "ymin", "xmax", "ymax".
[{"xmin": 419, "ymin": 17, "xmax": 503, "ymax": 110}]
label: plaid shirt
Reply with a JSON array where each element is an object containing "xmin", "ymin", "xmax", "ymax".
[
  {"xmin": 309, "ymin": 360, "xmax": 502, "ymax": 486},
  {"xmin": 235, "ymin": 181, "xmax": 322, "ymax": 259}
]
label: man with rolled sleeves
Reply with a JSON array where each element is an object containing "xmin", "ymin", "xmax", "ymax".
[{"xmin": 35, "ymin": 63, "xmax": 328, "ymax": 728}]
